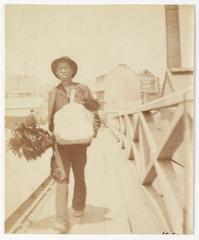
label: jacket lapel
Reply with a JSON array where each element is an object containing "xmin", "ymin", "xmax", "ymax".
[
  {"xmin": 57, "ymin": 83, "xmax": 68, "ymax": 98},
  {"xmin": 48, "ymin": 83, "xmax": 68, "ymax": 126}
]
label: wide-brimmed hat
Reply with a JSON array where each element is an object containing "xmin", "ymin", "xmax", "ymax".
[{"xmin": 51, "ymin": 56, "xmax": 78, "ymax": 79}]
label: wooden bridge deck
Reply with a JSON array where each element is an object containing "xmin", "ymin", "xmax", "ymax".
[{"xmin": 14, "ymin": 128, "xmax": 167, "ymax": 234}]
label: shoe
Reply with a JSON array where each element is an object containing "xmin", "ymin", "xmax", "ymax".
[
  {"xmin": 53, "ymin": 221, "xmax": 70, "ymax": 233},
  {"xmin": 73, "ymin": 210, "xmax": 84, "ymax": 217}
]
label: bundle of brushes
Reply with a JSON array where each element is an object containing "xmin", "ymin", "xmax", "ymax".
[
  {"xmin": 8, "ymin": 118, "xmax": 53, "ymax": 161},
  {"xmin": 8, "ymin": 112, "xmax": 101, "ymax": 161}
]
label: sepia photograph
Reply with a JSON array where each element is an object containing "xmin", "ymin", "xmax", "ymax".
[{"xmin": 3, "ymin": 2, "xmax": 195, "ymax": 236}]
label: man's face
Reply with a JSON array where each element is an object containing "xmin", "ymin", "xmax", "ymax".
[{"xmin": 55, "ymin": 61, "xmax": 74, "ymax": 82}]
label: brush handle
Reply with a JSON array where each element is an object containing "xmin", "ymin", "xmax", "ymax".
[{"xmin": 69, "ymin": 89, "xmax": 76, "ymax": 103}]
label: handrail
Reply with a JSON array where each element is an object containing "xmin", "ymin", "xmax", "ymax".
[
  {"xmin": 112, "ymin": 87, "xmax": 193, "ymax": 117},
  {"xmin": 108, "ymin": 86, "xmax": 193, "ymax": 234}
]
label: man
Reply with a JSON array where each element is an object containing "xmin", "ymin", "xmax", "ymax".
[{"xmin": 48, "ymin": 56, "xmax": 99, "ymax": 233}]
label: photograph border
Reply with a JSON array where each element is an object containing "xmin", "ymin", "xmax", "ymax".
[{"xmin": 1, "ymin": 1, "xmax": 198, "ymax": 240}]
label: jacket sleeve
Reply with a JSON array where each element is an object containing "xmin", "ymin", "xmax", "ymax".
[
  {"xmin": 48, "ymin": 89, "xmax": 56, "ymax": 132},
  {"xmin": 81, "ymin": 85, "xmax": 100, "ymax": 112}
]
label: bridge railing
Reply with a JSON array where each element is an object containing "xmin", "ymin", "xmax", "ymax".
[{"xmin": 107, "ymin": 86, "xmax": 193, "ymax": 234}]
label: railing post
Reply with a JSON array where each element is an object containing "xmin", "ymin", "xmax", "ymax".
[
  {"xmin": 118, "ymin": 116, "xmax": 125, "ymax": 149},
  {"xmin": 183, "ymin": 92, "xmax": 193, "ymax": 234},
  {"xmin": 124, "ymin": 115, "xmax": 134, "ymax": 160}
]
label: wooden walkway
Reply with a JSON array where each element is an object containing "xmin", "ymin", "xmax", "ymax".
[{"xmin": 12, "ymin": 128, "xmax": 168, "ymax": 234}]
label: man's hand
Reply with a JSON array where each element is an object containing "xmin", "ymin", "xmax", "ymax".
[
  {"xmin": 74, "ymin": 96, "xmax": 85, "ymax": 105},
  {"xmin": 78, "ymin": 99, "xmax": 85, "ymax": 105}
]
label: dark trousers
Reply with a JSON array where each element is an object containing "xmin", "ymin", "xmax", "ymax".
[{"xmin": 57, "ymin": 144, "xmax": 87, "ymax": 211}]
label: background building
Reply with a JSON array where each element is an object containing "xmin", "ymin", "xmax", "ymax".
[
  {"xmin": 92, "ymin": 65, "xmax": 160, "ymax": 115},
  {"xmin": 138, "ymin": 69, "xmax": 160, "ymax": 104},
  {"xmin": 93, "ymin": 64, "xmax": 140, "ymax": 113},
  {"xmin": 5, "ymin": 74, "xmax": 47, "ymax": 128},
  {"xmin": 5, "ymin": 74, "xmax": 39, "ymax": 97}
]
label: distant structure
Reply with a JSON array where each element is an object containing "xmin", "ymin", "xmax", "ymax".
[
  {"xmin": 5, "ymin": 75, "xmax": 39, "ymax": 97},
  {"xmin": 5, "ymin": 74, "xmax": 45, "ymax": 124},
  {"xmin": 138, "ymin": 69, "xmax": 160, "ymax": 104},
  {"xmin": 93, "ymin": 64, "xmax": 141, "ymax": 113},
  {"xmin": 92, "ymin": 65, "xmax": 160, "ymax": 113}
]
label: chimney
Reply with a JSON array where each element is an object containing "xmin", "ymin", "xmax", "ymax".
[{"xmin": 165, "ymin": 5, "xmax": 181, "ymax": 68}]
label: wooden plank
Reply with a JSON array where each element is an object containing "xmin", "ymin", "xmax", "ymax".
[
  {"xmin": 124, "ymin": 115, "xmax": 134, "ymax": 140},
  {"xmin": 141, "ymin": 185, "xmax": 172, "ymax": 233},
  {"xmin": 137, "ymin": 113, "xmax": 158, "ymax": 179},
  {"xmin": 185, "ymin": 101, "xmax": 193, "ymax": 120},
  {"xmin": 123, "ymin": 116, "xmax": 143, "ymax": 175},
  {"xmin": 133, "ymin": 115, "xmax": 139, "ymax": 141},
  {"xmin": 182, "ymin": 109, "xmax": 193, "ymax": 234},
  {"xmin": 131, "ymin": 141, "xmax": 142, "ymax": 179},
  {"xmin": 142, "ymin": 164, "xmax": 157, "ymax": 185},
  {"xmin": 112, "ymin": 115, "xmax": 155, "ymax": 185},
  {"xmin": 115, "ymin": 154, "xmax": 171, "ymax": 234},
  {"xmin": 22, "ymin": 184, "xmax": 59, "ymax": 234},
  {"xmin": 139, "ymin": 112, "xmax": 160, "ymax": 184},
  {"xmin": 118, "ymin": 116, "xmax": 125, "ymax": 149},
  {"xmin": 137, "ymin": 123, "xmax": 149, "ymax": 178},
  {"xmin": 5, "ymin": 177, "xmax": 55, "ymax": 233},
  {"xmin": 157, "ymin": 106, "xmax": 183, "ymax": 160},
  {"xmin": 161, "ymin": 70, "xmax": 175, "ymax": 95},
  {"xmin": 155, "ymin": 162, "xmax": 183, "ymax": 234},
  {"xmin": 122, "ymin": 116, "xmax": 127, "ymax": 135},
  {"xmin": 159, "ymin": 160, "xmax": 184, "ymax": 209},
  {"xmin": 142, "ymin": 106, "xmax": 184, "ymax": 185},
  {"xmin": 119, "ymin": 116, "xmax": 125, "ymax": 134},
  {"xmin": 125, "ymin": 135, "xmax": 134, "ymax": 160},
  {"xmin": 122, "ymin": 116, "xmax": 131, "ymax": 152},
  {"xmin": 138, "ymin": 104, "xmax": 186, "ymax": 185},
  {"xmin": 124, "ymin": 115, "xmax": 134, "ymax": 160},
  {"xmin": 113, "ymin": 87, "xmax": 193, "ymax": 117},
  {"xmin": 141, "ymin": 88, "xmax": 193, "ymax": 112},
  {"xmin": 139, "ymin": 112, "xmax": 157, "ymax": 153}
]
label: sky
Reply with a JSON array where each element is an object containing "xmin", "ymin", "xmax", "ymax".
[{"xmin": 5, "ymin": 5, "xmax": 167, "ymax": 90}]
